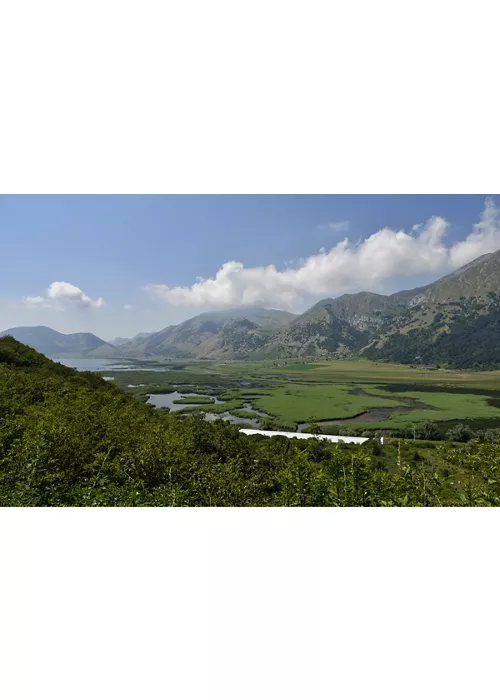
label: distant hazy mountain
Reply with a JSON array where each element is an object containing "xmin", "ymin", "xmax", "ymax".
[
  {"xmin": 110, "ymin": 332, "xmax": 155, "ymax": 347},
  {"xmin": 0, "ymin": 326, "xmax": 117, "ymax": 358},
  {"xmin": 118, "ymin": 308, "xmax": 297, "ymax": 359}
]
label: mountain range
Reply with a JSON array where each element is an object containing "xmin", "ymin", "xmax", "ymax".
[
  {"xmin": 109, "ymin": 332, "xmax": 154, "ymax": 346},
  {"xmin": 117, "ymin": 307, "xmax": 297, "ymax": 359},
  {"xmin": 4, "ymin": 249, "xmax": 500, "ymax": 368},
  {"xmin": 0, "ymin": 326, "xmax": 117, "ymax": 358}
]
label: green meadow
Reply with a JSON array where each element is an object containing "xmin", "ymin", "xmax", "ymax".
[{"xmin": 105, "ymin": 358, "xmax": 500, "ymax": 433}]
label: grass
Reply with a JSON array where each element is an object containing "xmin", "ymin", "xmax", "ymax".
[
  {"xmin": 215, "ymin": 359, "xmax": 500, "ymax": 428},
  {"xmin": 100, "ymin": 358, "xmax": 500, "ymax": 432},
  {"xmin": 251, "ymin": 384, "xmax": 399, "ymax": 422},
  {"xmin": 180, "ymin": 400, "xmax": 245, "ymax": 414},
  {"xmin": 232, "ymin": 409, "xmax": 265, "ymax": 420},
  {"xmin": 215, "ymin": 358, "xmax": 500, "ymax": 389},
  {"xmin": 172, "ymin": 396, "xmax": 215, "ymax": 405},
  {"xmin": 374, "ymin": 390, "xmax": 500, "ymax": 425}
]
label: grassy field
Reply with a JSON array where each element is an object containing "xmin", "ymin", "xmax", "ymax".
[
  {"xmin": 215, "ymin": 358, "xmax": 500, "ymax": 388},
  {"xmin": 172, "ymin": 396, "xmax": 215, "ymax": 405},
  {"xmin": 101, "ymin": 358, "xmax": 500, "ymax": 433},
  {"xmin": 242, "ymin": 384, "xmax": 398, "ymax": 422}
]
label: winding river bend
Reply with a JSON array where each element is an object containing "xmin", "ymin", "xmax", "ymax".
[{"xmin": 297, "ymin": 388, "xmax": 430, "ymax": 432}]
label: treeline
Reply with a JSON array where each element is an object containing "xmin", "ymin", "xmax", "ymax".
[
  {"xmin": 318, "ymin": 420, "xmax": 498, "ymax": 443},
  {"xmin": 1, "ymin": 336, "xmax": 500, "ymax": 507}
]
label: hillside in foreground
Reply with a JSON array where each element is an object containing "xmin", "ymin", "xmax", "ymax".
[{"xmin": 1, "ymin": 336, "xmax": 500, "ymax": 507}]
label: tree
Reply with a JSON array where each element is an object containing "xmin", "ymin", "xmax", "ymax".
[
  {"xmin": 446, "ymin": 423, "xmax": 473, "ymax": 443},
  {"xmin": 305, "ymin": 415, "xmax": 322, "ymax": 435},
  {"xmin": 416, "ymin": 421, "xmax": 440, "ymax": 441}
]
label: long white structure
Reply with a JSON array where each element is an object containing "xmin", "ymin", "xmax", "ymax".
[{"xmin": 239, "ymin": 429, "xmax": 369, "ymax": 445}]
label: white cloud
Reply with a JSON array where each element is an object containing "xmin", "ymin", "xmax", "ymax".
[
  {"xmin": 23, "ymin": 295, "xmax": 52, "ymax": 309},
  {"xmin": 146, "ymin": 198, "xmax": 500, "ymax": 310},
  {"xmin": 317, "ymin": 220, "xmax": 350, "ymax": 233},
  {"xmin": 450, "ymin": 197, "xmax": 500, "ymax": 268},
  {"xmin": 124, "ymin": 304, "xmax": 134, "ymax": 311},
  {"xmin": 23, "ymin": 282, "xmax": 105, "ymax": 310}
]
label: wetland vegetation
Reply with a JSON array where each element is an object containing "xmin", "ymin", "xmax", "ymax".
[{"xmin": 102, "ymin": 357, "xmax": 500, "ymax": 439}]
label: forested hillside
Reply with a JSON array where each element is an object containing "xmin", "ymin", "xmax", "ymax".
[
  {"xmin": 366, "ymin": 292, "xmax": 500, "ymax": 368},
  {"xmin": 2, "ymin": 335, "xmax": 500, "ymax": 507}
]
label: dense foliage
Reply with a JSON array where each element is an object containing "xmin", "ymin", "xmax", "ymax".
[
  {"xmin": 367, "ymin": 295, "xmax": 500, "ymax": 369},
  {"xmin": 1, "ymin": 337, "xmax": 500, "ymax": 507}
]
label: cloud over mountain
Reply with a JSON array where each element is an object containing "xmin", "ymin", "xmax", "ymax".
[
  {"xmin": 24, "ymin": 282, "xmax": 105, "ymax": 310},
  {"xmin": 147, "ymin": 199, "xmax": 500, "ymax": 310}
]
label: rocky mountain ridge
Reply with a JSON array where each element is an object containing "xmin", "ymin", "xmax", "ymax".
[{"xmin": 5, "ymin": 249, "xmax": 500, "ymax": 368}]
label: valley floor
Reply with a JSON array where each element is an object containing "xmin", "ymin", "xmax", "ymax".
[{"xmin": 107, "ymin": 357, "xmax": 500, "ymax": 438}]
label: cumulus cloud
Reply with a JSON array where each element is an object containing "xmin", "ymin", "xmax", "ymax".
[
  {"xmin": 317, "ymin": 220, "xmax": 350, "ymax": 234},
  {"xmin": 23, "ymin": 295, "xmax": 52, "ymax": 309},
  {"xmin": 449, "ymin": 197, "xmax": 500, "ymax": 268},
  {"xmin": 146, "ymin": 199, "xmax": 500, "ymax": 310},
  {"xmin": 23, "ymin": 282, "xmax": 105, "ymax": 310}
]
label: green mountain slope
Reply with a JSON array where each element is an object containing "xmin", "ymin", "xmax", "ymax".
[
  {"xmin": 364, "ymin": 292, "xmax": 500, "ymax": 368},
  {"xmin": 362, "ymin": 249, "xmax": 500, "ymax": 367},
  {"xmin": 119, "ymin": 308, "xmax": 297, "ymax": 359},
  {"xmin": 253, "ymin": 299, "xmax": 370, "ymax": 358}
]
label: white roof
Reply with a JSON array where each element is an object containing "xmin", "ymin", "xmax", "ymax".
[{"xmin": 239, "ymin": 429, "xmax": 369, "ymax": 444}]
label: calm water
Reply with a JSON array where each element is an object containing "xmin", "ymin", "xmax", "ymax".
[
  {"xmin": 53, "ymin": 358, "xmax": 133, "ymax": 372},
  {"xmin": 53, "ymin": 358, "xmax": 170, "ymax": 372},
  {"xmin": 241, "ymin": 402, "xmax": 270, "ymax": 418},
  {"xmin": 147, "ymin": 393, "xmax": 263, "ymax": 428},
  {"xmin": 147, "ymin": 392, "xmax": 225, "ymax": 412}
]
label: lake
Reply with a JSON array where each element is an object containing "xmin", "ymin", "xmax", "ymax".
[
  {"xmin": 147, "ymin": 392, "xmax": 225, "ymax": 412},
  {"xmin": 52, "ymin": 358, "xmax": 133, "ymax": 372},
  {"xmin": 53, "ymin": 358, "xmax": 170, "ymax": 372}
]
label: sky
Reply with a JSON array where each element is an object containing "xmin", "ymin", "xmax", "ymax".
[{"xmin": 1, "ymin": 194, "xmax": 500, "ymax": 340}]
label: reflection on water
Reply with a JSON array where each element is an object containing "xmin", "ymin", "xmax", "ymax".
[
  {"xmin": 54, "ymin": 358, "xmax": 172, "ymax": 372},
  {"xmin": 147, "ymin": 392, "xmax": 224, "ymax": 412},
  {"xmin": 241, "ymin": 402, "xmax": 270, "ymax": 418},
  {"xmin": 147, "ymin": 393, "xmax": 265, "ymax": 428},
  {"xmin": 54, "ymin": 358, "xmax": 130, "ymax": 372}
]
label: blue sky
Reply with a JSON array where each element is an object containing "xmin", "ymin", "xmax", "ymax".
[{"xmin": 1, "ymin": 195, "xmax": 499, "ymax": 339}]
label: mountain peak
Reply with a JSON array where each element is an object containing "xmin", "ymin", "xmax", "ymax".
[{"xmin": 0, "ymin": 326, "xmax": 116, "ymax": 358}]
